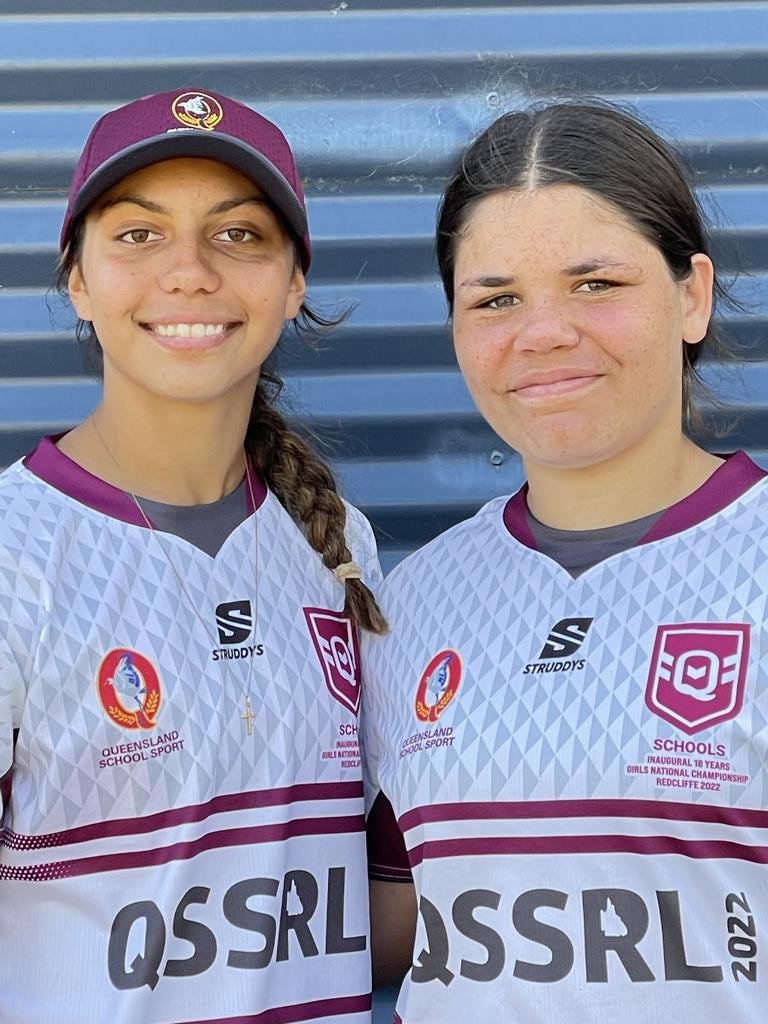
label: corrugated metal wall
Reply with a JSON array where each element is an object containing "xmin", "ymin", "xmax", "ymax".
[{"xmin": 1, "ymin": 0, "xmax": 767, "ymax": 580}]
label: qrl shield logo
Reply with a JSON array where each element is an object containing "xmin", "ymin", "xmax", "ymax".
[
  {"xmin": 97, "ymin": 649, "xmax": 161, "ymax": 731},
  {"xmin": 645, "ymin": 623, "xmax": 749, "ymax": 735},
  {"xmin": 304, "ymin": 608, "xmax": 361, "ymax": 716}
]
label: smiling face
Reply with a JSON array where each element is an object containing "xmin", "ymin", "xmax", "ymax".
[
  {"xmin": 67, "ymin": 157, "xmax": 305, "ymax": 414},
  {"xmin": 452, "ymin": 184, "xmax": 713, "ymax": 483}
]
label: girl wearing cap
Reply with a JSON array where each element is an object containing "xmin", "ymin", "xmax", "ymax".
[
  {"xmin": 0, "ymin": 89, "xmax": 384, "ymax": 1023},
  {"xmin": 362, "ymin": 102, "xmax": 768, "ymax": 1022}
]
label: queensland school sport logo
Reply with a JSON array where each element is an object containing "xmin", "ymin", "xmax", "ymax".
[
  {"xmin": 645, "ymin": 623, "xmax": 749, "ymax": 735},
  {"xmin": 415, "ymin": 650, "xmax": 462, "ymax": 723},
  {"xmin": 96, "ymin": 649, "xmax": 161, "ymax": 731},
  {"xmin": 171, "ymin": 92, "xmax": 223, "ymax": 131}
]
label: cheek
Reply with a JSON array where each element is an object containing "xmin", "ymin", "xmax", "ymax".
[
  {"xmin": 453, "ymin": 318, "xmax": 509, "ymax": 383},
  {"xmin": 589, "ymin": 301, "xmax": 673, "ymax": 371}
]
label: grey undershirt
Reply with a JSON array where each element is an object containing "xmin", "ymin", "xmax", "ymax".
[
  {"xmin": 140, "ymin": 479, "xmax": 249, "ymax": 558},
  {"xmin": 142, "ymin": 479, "xmax": 662, "ymax": 571},
  {"xmin": 526, "ymin": 507, "xmax": 663, "ymax": 578}
]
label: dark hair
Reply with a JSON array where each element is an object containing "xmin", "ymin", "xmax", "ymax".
[
  {"xmin": 436, "ymin": 100, "xmax": 736, "ymax": 431},
  {"xmin": 58, "ymin": 215, "xmax": 387, "ymax": 635}
]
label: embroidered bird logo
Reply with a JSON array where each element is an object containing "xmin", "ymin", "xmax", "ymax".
[{"xmin": 107, "ymin": 654, "xmax": 146, "ymax": 709}]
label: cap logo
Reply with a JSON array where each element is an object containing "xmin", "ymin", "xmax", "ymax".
[{"xmin": 171, "ymin": 92, "xmax": 223, "ymax": 131}]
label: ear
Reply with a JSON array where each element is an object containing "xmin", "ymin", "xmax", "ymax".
[
  {"xmin": 680, "ymin": 253, "xmax": 714, "ymax": 345},
  {"xmin": 283, "ymin": 265, "xmax": 306, "ymax": 322},
  {"xmin": 68, "ymin": 263, "xmax": 93, "ymax": 323}
]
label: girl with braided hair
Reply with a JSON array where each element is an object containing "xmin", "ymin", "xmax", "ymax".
[{"xmin": 0, "ymin": 89, "xmax": 384, "ymax": 1023}]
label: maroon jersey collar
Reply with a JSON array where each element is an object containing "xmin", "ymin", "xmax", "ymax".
[
  {"xmin": 503, "ymin": 452, "xmax": 766, "ymax": 551},
  {"xmin": 23, "ymin": 434, "xmax": 267, "ymax": 526}
]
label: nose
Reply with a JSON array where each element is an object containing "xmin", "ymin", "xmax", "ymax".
[
  {"xmin": 512, "ymin": 297, "xmax": 580, "ymax": 353},
  {"xmin": 157, "ymin": 235, "xmax": 221, "ymax": 294}
]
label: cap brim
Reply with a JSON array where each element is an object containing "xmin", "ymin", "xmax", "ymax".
[{"xmin": 71, "ymin": 131, "xmax": 308, "ymax": 240}]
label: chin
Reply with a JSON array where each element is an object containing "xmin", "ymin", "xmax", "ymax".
[{"xmin": 521, "ymin": 436, "xmax": 616, "ymax": 473}]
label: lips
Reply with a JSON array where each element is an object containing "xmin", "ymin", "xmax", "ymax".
[
  {"xmin": 511, "ymin": 369, "xmax": 603, "ymax": 400},
  {"xmin": 141, "ymin": 321, "xmax": 240, "ymax": 350}
]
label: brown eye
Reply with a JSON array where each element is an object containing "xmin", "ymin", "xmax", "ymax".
[
  {"xmin": 117, "ymin": 228, "xmax": 161, "ymax": 244},
  {"xmin": 214, "ymin": 227, "xmax": 256, "ymax": 243}
]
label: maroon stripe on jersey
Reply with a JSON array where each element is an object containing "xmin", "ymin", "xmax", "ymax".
[
  {"xmin": 1, "ymin": 780, "xmax": 362, "ymax": 851},
  {"xmin": 393, "ymin": 1015, "xmax": 403, "ymax": 1024},
  {"xmin": 409, "ymin": 834, "xmax": 768, "ymax": 867},
  {"xmin": 171, "ymin": 993, "xmax": 372, "ymax": 1023},
  {"xmin": 0, "ymin": 814, "xmax": 364, "ymax": 881},
  {"xmin": 398, "ymin": 798, "xmax": 768, "ymax": 834}
]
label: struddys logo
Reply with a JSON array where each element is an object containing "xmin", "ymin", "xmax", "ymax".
[
  {"xmin": 523, "ymin": 617, "xmax": 593, "ymax": 675},
  {"xmin": 415, "ymin": 650, "xmax": 462, "ymax": 723},
  {"xmin": 97, "ymin": 649, "xmax": 161, "ymax": 731},
  {"xmin": 645, "ymin": 623, "xmax": 750, "ymax": 736},
  {"xmin": 304, "ymin": 608, "xmax": 361, "ymax": 716},
  {"xmin": 171, "ymin": 92, "xmax": 223, "ymax": 131}
]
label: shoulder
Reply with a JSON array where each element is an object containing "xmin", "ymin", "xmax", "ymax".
[
  {"xmin": 0, "ymin": 458, "xmax": 32, "ymax": 505},
  {"xmin": 384, "ymin": 494, "xmax": 511, "ymax": 595},
  {"xmin": 0, "ymin": 458, "xmax": 63, "ymax": 541}
]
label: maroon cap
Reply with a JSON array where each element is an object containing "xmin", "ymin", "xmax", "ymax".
[{"xmin": 60, "ymin": 89, "xmax": 311, "ymax": 270}]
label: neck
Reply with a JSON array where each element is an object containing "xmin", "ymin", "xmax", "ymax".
[
  {"xmin": 526, "ymin": 435, "xmax": 723, "ymax": 530},
  {"xmin": 59, "ymin": 393, "xmax": 253, "ymax": 505}
]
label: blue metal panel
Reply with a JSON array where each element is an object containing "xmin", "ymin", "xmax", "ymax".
[{"xmin": 1, "ymin": 1, "xmax": 767, "ymax": 581}]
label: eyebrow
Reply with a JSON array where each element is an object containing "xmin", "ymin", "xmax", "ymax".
[
  {"xmin": 564, "ymin": 258, "xmax": 641, "ymax": 276},
  {"xmin": 459, "ymin": 275, "xmax": 516, "ymax": 289},
  {"xmin": 97, "ymin": 194, "xmax": 272, "ymax": 216},
  {"xmin": 459, "ymin": 259, "xmax": 641, "ymax": 289}
]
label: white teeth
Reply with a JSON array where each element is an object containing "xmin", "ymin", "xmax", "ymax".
[{"xmin": 153, "ymin": 323, "xmax": 227, "ymax": 338}]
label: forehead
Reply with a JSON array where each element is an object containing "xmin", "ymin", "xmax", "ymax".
[
  {"xmin": 96, "ymin": 156, "xmax": 264, "ymax": 205},
  {"xmin": 457, "ymin": 184, "xmax": 647, "ymax": 253}
]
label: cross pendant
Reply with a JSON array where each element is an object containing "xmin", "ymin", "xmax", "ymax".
[{"xmin": 241, "ymin": 696, "xmax": 255, "ymax": 736}]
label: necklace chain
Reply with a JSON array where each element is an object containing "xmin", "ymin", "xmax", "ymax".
[{"xmin": 89, "ymin": 414, "xmax": 259, "ymax": 738}]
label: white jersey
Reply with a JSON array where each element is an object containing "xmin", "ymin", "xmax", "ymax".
[
  {"xmin": 363, "ymin": 452, "xmax": 768, "ymax": 1024},
  {"xmin": 0, "ymin": 437, "xmax": 381, "ymax": 1024}
]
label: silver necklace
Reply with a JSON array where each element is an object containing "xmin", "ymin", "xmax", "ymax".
[{"xmin": 89, "ymin": 415, "xmax": 260, "ymax": 738}]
